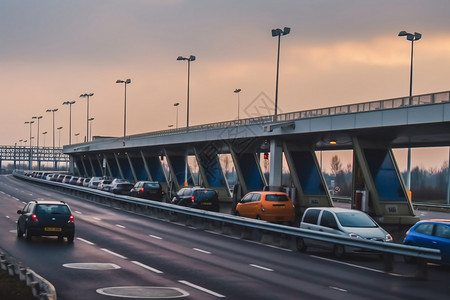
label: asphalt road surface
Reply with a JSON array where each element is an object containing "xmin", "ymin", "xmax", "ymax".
[{"xmin": 0, "ymin": 174, "xmax": 449, "ymax": 299}]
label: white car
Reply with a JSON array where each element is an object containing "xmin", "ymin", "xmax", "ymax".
[
  {"xmin": 87, "ymin": 177, "xmax": 103, "ymax": 189},
  {"xmin": 297, "ymin": 207, "xmax": 393, "ymax": 257}
]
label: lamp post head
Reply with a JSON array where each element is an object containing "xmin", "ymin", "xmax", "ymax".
[
  {"xmin": 80, "ymin": 93, "xmax": 94, "ymax": 98},
  {"xmin": 272, "ymin": 27, "xmax": 290, "ymax": 37},
  {"xmin": 189, "ymin": 55, "xmax": 196, "ymax": 61},
  {"xmin": 43, "ymin": 132, "xmax": 47, "ymax": 135},
  {"xmin": 234, "ymin": 89, "xmax": 241, "ymax": 93},
  {"xmin": 174, "ymin": 102, "xmax": 180, "ymax": 107},
  {"xmin": 177, "ymin": 55, "xmax": 196, "ymax": 61},
  {"xmin": 177, "ymin": 56, "xmax": 186, "ymax": 61},
  {"xmin": 398, "ymin": 30, "xmax": 422, "ymax": 41},
  {"xmin": 126, "ymin": 78, "xmax": 131, "ymax": 84}
]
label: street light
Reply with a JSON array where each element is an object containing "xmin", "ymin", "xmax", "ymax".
[
  {"xmin": 32, "ymin": 116, "xmax": 43, "ymax": 170},
  {"xmin": 173, "ymin": 102, "xmax": 180, "ymax": 129},
  {"xmin": 46, "ymin": 109, "xmax": 58, "ymax": 150},
  {"xmin": 79, "ymin": 93, "xmax": 94, "ymax": 142},
  {"xmin": 74, "ymin": 133, "xmax": 80, "ymax": 143},
  {"xmin": 116, "ymin": 79, "xmax": 131, "ymax": 137},
  {"xmin": 398, "ymin": 30, "xmax": 422, "ymax": 191},
  {"xmin": 233, "ymin": 89, "xmax": 241, "ymax": 120},
  {"xmin": 57, "ymin": 126, "xmax": 63, "ymax": 148},
  {"xmin": 62, "ymin": 100, "xmax": 76, "ymax": 145},
  {"xmin": 271, "ymin": 27, "xmax": 290, "ymax": 120},
  {"xmin": 42, "ymin": 132, "xmax": 47, "ymax": 148},
  {"xmin": 177, "ymin": 55, "xmax": 196, "ymax": 130},
  {"xmin": 24, "ymin": 120, "xmax": 34, "ymax": 169},
  {"xmin": 88, "ymin": 118, "xmax": 94, "ymax": 141}
]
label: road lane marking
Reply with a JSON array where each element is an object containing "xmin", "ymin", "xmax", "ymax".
[
  {"xmin": 131, "ymin": 261, "xmax": 163, "ymax": 274},
  {"xmin": 178, "ymin": 280, "xmax": 225, "ymax": 298},
  {"xmin": 93, "ymin": 217, "xmax": 102, "ymax": 221},
  {"xmin": 250, "ymin": 264, "xmax": 274, "ymax": 272},
  {"xmin": 115, "ymin": 224, "xmax": 126, "ymax": 229},
  {"xmin": 329, "ymin": 286, "xmax": 347, "ymax": 292},
  {"xmin": 101, "ymin": 248, "xmax": 127, "ymax": 259},
  {"xmin": 149, "ymin": 234, "xmax": 162, "ymax": 240},
  {"xmin": 74, "ymin": 211, "xmax": 82, "ymax": 214},
  {"xmin": 76, "ymin": 237, "xmax": 95, "ymax": 245},
  {"xmin": 311, "ymin": 255, "xmax": 404, "ymax": 277},
  {"xmin": 193, "ymin": 248, "xmax": 211, "ymax": 254}
]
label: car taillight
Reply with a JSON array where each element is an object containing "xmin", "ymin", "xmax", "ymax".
[
  {"xmin": 191, "ymin": 196, "xmax": 195, "ymax": 203},
  {"xmin": 68, "ymin": 215, "xmax": 74, "ymax": 224},
  {"xmin": 30, "ymin": 214, "xmax": 38, "ymax": 222},
  {"xmin": 140, "ymin": 188, "xmax": 144, "ymax": 192}
]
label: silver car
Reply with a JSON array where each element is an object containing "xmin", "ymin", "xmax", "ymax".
[{"xmin": 297, "ymin": 207, "xmax": 393, "ymax": 257}]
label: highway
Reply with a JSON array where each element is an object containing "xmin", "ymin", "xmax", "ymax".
[{"xmin": 0, "ymin": 174, "xmax": 449, "ymax": 300}]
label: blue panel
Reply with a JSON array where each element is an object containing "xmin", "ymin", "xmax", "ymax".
[
  {"xmin": 291, "ymin": 151, "xmax": 326, "ymax": 195},
  {"xmin": 237, "ymin": 153, "xmax": 264, "ymax": 191},
  {"xmin": 364, "ymin": 149, "xmax": 406, "ymax": 202},
  {"xmin": 146, "ymin": 156, "xmax": 165, "ymax": 182},
  {"xmin": 169, "ymin": 155, "xmax": 194, "ymax": 186},
  {"xmin": 107, "ymin": 158, "xmax": 120, "ymax": 178},
  {"xmin": 117, "ymin": 156, "xmax": 132, "ymax": 180},
  {"xmin": 130, "ymin": 157, "xmax": 147, "ymax": 181},
  {"xmin": 198, "ymin": 153, "xmax": 225, "ymax": 187}
]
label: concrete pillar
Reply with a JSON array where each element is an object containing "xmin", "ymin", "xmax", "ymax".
[{"xmin": 269, "ymin": 139, "xmax": 283, "ymax": 188}]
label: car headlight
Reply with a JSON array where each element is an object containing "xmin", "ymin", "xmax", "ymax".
[{"xmin": 385, "ymin": 233, "xmax": 393, "ymax": 242}]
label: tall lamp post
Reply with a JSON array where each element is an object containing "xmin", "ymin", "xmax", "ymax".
[
  {"xmin": 398, "ymin": 30, "xmax": 422, "ymax": 191},
  {"xmin": 173, "ymin": 102, "xmax": 180, "ymax": 129},
  {"xmin": 116, "ymin": 79, "xmax": 131, "ymax": 138},
  {"xmin": 46, "ymin": 109, "xmax": 58, "ymax": 150},
  {"xmin": 32, "ymin": 116, "xmax": 43, "ymax": 170},
  {"xmin": 233, "ymin": 89, "xmax": 241, "ymax": 120},
  {"xmin": 24, "ymin": 121, "xmax": 34, "ymax": 169},
  {"xmin": 177, "ymin": 55, "xmax": 196, "ymax": 131},
  {"xmin": 271, "ymin": 27, "xmax": 290, "ymax": 121},
  {"xmin": 57, "ymin": 126, "xmax": 63, "ymax": 148},
  {"xmin": 42, "ymin": 132, "xmax": 47, "ymax": 148},
  {"xmin": 88, "ymin": 118, "xmax": 94, "ymax": 141},
  {"xmin": 79, "ymin": 93, "xmax": 94, "ymax": 142},
  {"xmin": 62, "ymin": 100, "xmax": 76, "ymax": 145},
  {"xmin": 74, "ymin": 133, "xmax": 80, "ymax": 143}
]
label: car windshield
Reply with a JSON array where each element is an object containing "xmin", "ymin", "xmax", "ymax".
[
  {"xmin": 265, "ymin": 194, "xmax": 289, "ymax": 202},
  {"xmin": 335, "ymin": 211, "xmax": 378, "ymax": 228}
]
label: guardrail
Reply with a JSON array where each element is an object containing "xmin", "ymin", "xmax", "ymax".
[
  {"xmin": 13, "ymin": 172, "xmax": 441, "ymax": 280},
  {"xmin": 0, "ymin": 249, "xmax": 56, "ymax": 300}
]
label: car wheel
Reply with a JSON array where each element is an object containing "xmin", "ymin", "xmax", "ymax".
[
  {"xmin": 17, "ymin": 224, "xmax": 23, "ymax": 238},
  {"xmin": 67, "ymin": 235, "xmax": 74, "ymax": 243},
  {"xmin": 24, "ymin": 227, "xmax": 32, "ymax": 241},
  {"xmin": 256, "ymin": 215, "xmax": 261, "ymax": 220},
  {"xmin": 333, "ymin": 244, "xmax": 345, "ymax": 258},
  {"xmin": 296, "ymin": 237, "xmax": 307, "ymax": 252}
]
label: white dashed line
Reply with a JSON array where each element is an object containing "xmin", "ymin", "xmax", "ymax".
[
  {"xmin": 76, "ymin": 237, "xmax": 95, "ymax": 245},
  {"xmin": 149, "ymin": 235, "xmax": 162, "ymax": 240},
  {"xmin": 74, "ymin": 211, "xmax": 82, "ymax": 214},
  {"xmin": 101, "ymin": 248, "xmax": 127, "ymax": 259},
  {"xmin": 250, "ymin": 264, "xmax": 274, "ymax": 272},
  {"xmin": 193, "ymin": 248, "xmax": 211, "ymax": 254},
  {"xmin": 115, "ymin": 224, "xmax": 126, "ymax": 229},
  {"xmin": 329, "ymin": 286, "xmax": 348, "ymax": 292},
  {"xmin": 93, "ymin": 217, "xmax": 102, "ymax": 221},
  {"xmin": 131, "ymin": 261, "xmax": 163, "ymax": 274},
  {"xmin": 178, "ymin": 280, "xmax": 225, "ymax": 298}
]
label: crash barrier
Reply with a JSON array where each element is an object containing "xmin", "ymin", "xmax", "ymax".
[
  {"xmin": 14, "ymin": 172, "xmax": 441, "ymax": 280},
  {"xmin": 0, "ymin": 250, "xmax": 57, "ymax": 300}
]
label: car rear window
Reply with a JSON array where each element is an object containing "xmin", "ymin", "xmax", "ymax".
[
  {"xmin": 303, "ymin": 209, "xmax": 320, "ymax": 224},
  {"xmin": 194, "ymin": 190, "xmax": 217, "ymax": 201},
  {"xmin": 144, "ymin": 183, "xmax": 160, "ymax": 189},
  {"xmin": 36, "ymin": 204, "xmax": 70, "ymax": 215},
  {"xmin": 265, "ymin": 194, "xmax": 289, "ymax": 202},
  {"xmin": 118, "ymin": 184, "xmax": 133, "ymax": 189},
  {"xmin": 335, "ymin": 212, "xmax": 377, "ymax": 228}
]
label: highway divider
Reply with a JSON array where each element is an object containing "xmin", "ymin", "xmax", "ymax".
[{"xmin": 14, "ymin": 172, "xmax": 441, "ymax": 280}]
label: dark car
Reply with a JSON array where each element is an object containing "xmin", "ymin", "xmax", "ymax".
[
  {"xmin": 17, "ymin": 200, "xmax": 75, "ymax": 242},
  {"xmin": 171, "ymin": 187, "xmax": 220, "ymax": 212},
  {"xmin": 111, "ymin": 182, "xmax": 134, "ymax": 195},
  {"xmin": 403, "ymin": 219, "xmax": 450, "ymax": 265},
  {"xmin": 130, "ymin": 181, "xmax": 165, "ymax": 201}
]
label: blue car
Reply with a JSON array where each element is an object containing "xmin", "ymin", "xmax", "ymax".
[{"xmin": 403, "ymin": 219, "xmax": 450, "ymax": 265}]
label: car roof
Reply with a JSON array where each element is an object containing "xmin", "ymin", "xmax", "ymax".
[
  {"xmin": 248, "ymin": 191, "xmax": 288, "ymax": 195},
  {"xmin": 305, "ymin": 207, "xmax": 363, "ymax": 213},
  {"xmin": 416, "ymin": 219, "xmax": 450, "ymax": 225},
  {"xmin": 31, "ymin": 200, "xmax": 68, "ymax": 205}
]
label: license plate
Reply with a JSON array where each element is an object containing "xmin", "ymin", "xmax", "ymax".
[
  {"xmin": 202, "ymin": 202, "xmax": 212, "ymax": 205},
  {"xmin": 44, "ymin": 227, "xmax": 62, "ymax": 232}
]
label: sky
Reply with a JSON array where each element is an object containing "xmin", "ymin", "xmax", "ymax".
[{"xmin": 1, "ymin": 0, "xmax": 450, "ymax": 170}]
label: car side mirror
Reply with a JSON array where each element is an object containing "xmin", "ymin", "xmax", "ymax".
[{"xmin": 17, "ymin": 210, "xmax": 23, "ymax": 215}]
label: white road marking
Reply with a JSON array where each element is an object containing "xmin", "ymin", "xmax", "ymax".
[
  {"xmin": 93, "ymin": 217, "xmax": 102, "ymax": 221},
  {"xmin": 131, "ymin": 261, "xmax": 163, "ymax": 274},
  {"xmin": 101, "ymin": 248, "xmax": 127, "ymax": 259},
  {"xmin": 329, "ymin": 286, "xmax": 348, "ymax": 292},
  {"xmin": 115, "ymin": 224, "xmax": 126, "ymax": 229},
  {"xmin": 149, "ymin": 234, "xmax": 162, "ymax": 240},
  {"xmin": 193, "ymin": 248, "xmax": 211, "ymax": 254},
  {"xmin": 5, "ymin": 216, "xmax": 10, "ymax": 219},
  {"xmin": 178, "ymin": 280, "xmax": 225, "ymax": 298},
  {"xmin": 76, "ymin": 237, "xmax": 95, "ymax": 245},
  {"xmin": 250, "ymin": 264, "xmax": 274, "ymax": 272},
  {"xmin": 311, "ymin": 255, "xmax": 404, "ymax": 277},
  {"xmin": 74, "ymin": 211, "xmax": 82, "ymax": 214}
]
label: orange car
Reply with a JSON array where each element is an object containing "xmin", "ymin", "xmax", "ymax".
[{"xmin": 235, "ymin": 191, "xmax": 295, "ymax": 223}]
